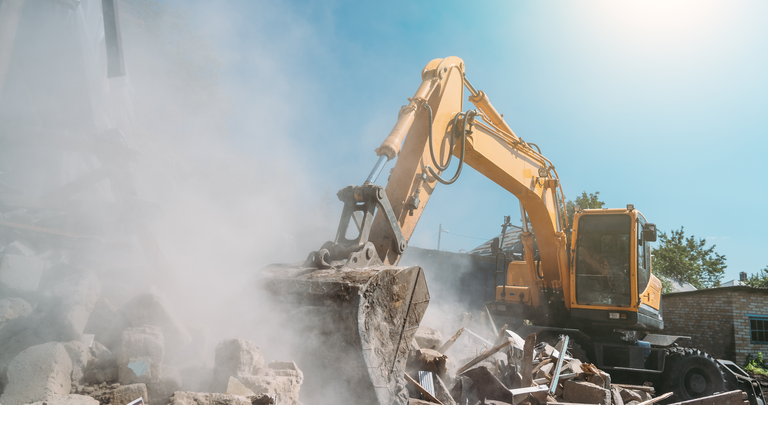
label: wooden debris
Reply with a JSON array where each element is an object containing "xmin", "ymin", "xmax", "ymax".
[
  {"xmin": 493, "ymin": 324, "xmax": 508, "ymax": 347},
  {"xmin": 485, "ymin": 305, "xmax": 498, "ymax": 335},
  {"xmin": 437, "ymin": 327, "xmax": 465, "ymax": 354},
  {"xmin": 409, "ymin": 398, "xmax": 440, "ymax": 405},
  {"xmin": 521, "ymin": 333, "xmax": 536, "ymax": 388},
  {"xmin": 671, "ymin": 390, "xmax": 748, "ymax": 405},
  {"xmin": 615, "ymin": 384, "xmax": 654, "ymax": 393},
  {"xmin": 456, "ymin": 340, "xmax": 512, "ymax": 376},
  {"xmin": 637, "ymin": 391, "xmax": 674, "ymax": 405},
  {"xmin": 405, "ymin": 373, "xmax": 443, "ymax": 405},
  {"xmin": 531, "ymin": 358, "xmax": 553, "ymax": 375},
  {"xmin": 534, "ymin": 372, "xmax": 578, "ymax": 385}
]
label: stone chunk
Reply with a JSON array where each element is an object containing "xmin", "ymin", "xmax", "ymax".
[
  {"xmin": 31, "ymin": 394, "xmax": 100, "ymax": 405},
  {"xmin": 562, "ymin": 380, "xmax": 612, "ymax": 405},
  {"xmin": 619, "ymin": 387, "xmax": 643, "ymax": 403},
  {"xmin": 169, "ymin": 391, "xmax": 252, "ymax": 405},
  {"xmin": 236, "ymin": 375, "xmax": 301, "ymax": 405},
  {"xmin": 212, "ymin": 338, "xmax": 265, "ymax": 393},
  {"xmin": 0, "ymin": 254, "xmax": 44, "ymax": 293},
  {"xmin": 407, "ymin": 348, "xmax": 448, "ymax": 380},
  {"xmin": 147, "ymin": 365, "xmax": 183, "ymax": 405},
  {"xmin": 0, "ymin": 298, "xmax": 31, "ymax": 330},
  {"xmin": 414, "ymin": 326, "xmax": 443, "ymax": 350},
  {"xmin": 98, "ymin": 383, "xmax": 148, "ymax": 405},
  {"xmin": 0, "ymin": 342, "xmax": 73, "ymax": 405},
  {"xmin": 63, "ymin": 340, "xmax": 92, "ymax": 385},
  {"xmin": 250, "ymin": 393, "xmax": 277, "ymax": 405},
  {"xmin": 37, "ymin": 271, "xmax": 102, "ymax": 341},
  {"xmin": 84, "ymin": 297, "xmax": 130, "ymax": 351},
  {"xmin": 118, "ymin": 326, "xmax": 164, "ymax": 385},
  {"xmin": 120, "ymin": 293, "xmax": 192, "ymax": 361},
  {"xmin": 84, "ymin": 341, "xmax": 118, "ymax": 384},
  {"xmin": 226, "ymin": 376, "xmax": 255, "ymax": 396}
]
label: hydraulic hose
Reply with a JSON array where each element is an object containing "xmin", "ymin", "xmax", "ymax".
[{"xmin": 426, "ymin": 109, "xmax": 477, "ymax": 185}]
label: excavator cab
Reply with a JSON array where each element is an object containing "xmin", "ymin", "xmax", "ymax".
[{"xmin": 569, "ymin": 207, "xmax": 663, "ymax": 332}]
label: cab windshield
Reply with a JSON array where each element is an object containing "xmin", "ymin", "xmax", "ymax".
[{"xmin": 575, "ymin": 214, "xmax": 632, "ymax": 307}]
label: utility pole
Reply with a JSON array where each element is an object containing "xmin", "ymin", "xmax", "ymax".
[{"xmin": 437, "ymin": 224, "xmax": 449, "ymax": 251}]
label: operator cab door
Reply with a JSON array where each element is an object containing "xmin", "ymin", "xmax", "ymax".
[{"xmin": 573, "ymin": 213, "xmax": 634, "ymax": 309}]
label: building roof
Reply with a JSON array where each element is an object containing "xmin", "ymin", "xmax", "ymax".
[
  {"xmin": 662, "ymin": 285, "xmax": 768, "ymax": 297},
  {"xmin": 469, "ymin": 226, "xmax": 523, "ymax": 256},
  {"xmin": 719, "ymin": 279, "xmax": 746, "ymax": 287}
]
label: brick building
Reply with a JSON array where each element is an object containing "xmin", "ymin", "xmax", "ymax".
[{"xmin": 662, "ymin": 286, "xmax": 768, "ymax": 364}]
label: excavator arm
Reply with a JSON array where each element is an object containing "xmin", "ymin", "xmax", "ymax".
[{"xmin": 258, "ymin": 56, "xmax": 572, "ymax": 405}]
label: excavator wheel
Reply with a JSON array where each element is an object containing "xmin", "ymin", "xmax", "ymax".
[{"xmin": 659, "ymin": 347, "xmax": 726, "ymax": 403}]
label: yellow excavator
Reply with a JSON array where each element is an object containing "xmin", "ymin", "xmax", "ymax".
[{"xmin": 259, "ymin": 56, "xmax": 764, "ymax": 404}]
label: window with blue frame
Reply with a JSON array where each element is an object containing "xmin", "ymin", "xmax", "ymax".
[{"xmin": 749, "ymin": 315, "xmax": 768, "ymax": 344}]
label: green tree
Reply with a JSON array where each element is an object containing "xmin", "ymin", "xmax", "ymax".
[
  {"xmin": 565, "ymin": 191, "xmax": 605, "ymax": 228},
  {"xmin": 746, "ymin": 266, "xmax": 768, "ymax": 288},
  {"xmin": 651, "ymin": 226, "xmax": 726, "ymax": 290}
]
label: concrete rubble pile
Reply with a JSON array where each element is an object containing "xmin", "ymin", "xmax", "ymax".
[
  {"xmin": 404, "ymin": 319, "xmax": 668, "ymax": 406},
  {"xmin": 0, "ymin": 239, "xmax": 303, "ymax": 405}
]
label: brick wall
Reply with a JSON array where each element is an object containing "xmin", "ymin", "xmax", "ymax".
[
  {"xmin": 662, "ymin": 291, "xmax": 735, "ymax": 360},
  {"xmin": 730, "ymin": 291, "xmax": 768, "ymax": 364}
]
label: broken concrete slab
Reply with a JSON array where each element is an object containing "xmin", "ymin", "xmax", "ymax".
[
  {"xmin": 0, "ymin": 254, "xmax": 44, "ymax": 294},
  {"xmin": 407, "ymin": 348, "xmax": 448, "ymax": 380},
  {"xmin": 169, "ymin": 391, "xmax": 252, "ymax": 405},
  {"xmin": 98, "ymin": 383, "xmax": 148, "ymax": 405},
  {"xmin": 212, "ymin": 338, "xmax": 264, "ymax": 393},
  {"xmin": 414, "ymin": 326, "xmax": 442, "ymax": 350},
  {"xmin": 238, "ymin": 373, "xmax": 302, "ymax": 405},
  {"xmin": 0, "ymin": 342, "xmax": 73, "ymax": 405},
  {"xmin": 63, "ymin": 340, "xmax": 92, "ymax": 385},
  {"xmin": 31, "ymin": 394, "xmax": 100, "ymax": 405},
  {"xmin": 37, "ymin": 271, "xmax": 102, "ymax": 342},
  {"xmin": 619, "ymin": 386, "xmax": 643, "ymax": 403},
  {"xmin": 226, "ymin": 376, "xmax": 256, "ymax": 396},
  {"xmin": 117, "ymin": 326, "xmax": 164, "ymax": 385},
  {"xmin": 84, "ymin": 341, "xmax": 118, "ymax": 384},
  {"xmin": 0, "ymin": 297, "xmax": 31, "ymax": 330},
  {"xmin": 83, "ymin": 297, "xmax": 130, "ymax": 352},
  {"xmin": 120, "ymin": 292, "xmax": 192, "ymax": 361},
  {"xmin": 147, "ymin": 365, "xmax": 182, "ymax": 405},
  {"xmin": 562, "ymin": 380, "xmax": 612, "ymax": 405}
]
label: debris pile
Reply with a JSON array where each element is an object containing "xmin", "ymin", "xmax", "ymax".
[
  {"xmin": 403, "ymin": 318, "xmax": 671, "ymax": 406},
  {"xmin": 0, "ymin": 238, "xmax": 303, "ymax": 405}
]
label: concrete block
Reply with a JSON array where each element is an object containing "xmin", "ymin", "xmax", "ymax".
[
  {"xmin": 169, "ymin": 391, "xmax": 252, "ymax": 405},
  {"xmin": 0, "ymin": 342, "xmax": 73, "ymax": 404},
  {"xmin": 84, "ymin": 341, "xmax": 118, "ymax": 384},
  {"xmin": 147, "ymin": 365, "xmax": 182, "ymax": 405},
  {"xmin": 237, "ymin": 374, "xmax": 302, "ymax": 405},
  {"xmin": 619, "ymin": 387, "xmax": 643, "ymax": 403},
  {"xmin": 587, "ymin": 370, "xmax": 611, "ymax": 389},
  {"xmin": 38, "ymin": 271, "xmax": 102, "ymax": 341},
  {"xmin": 120, "ymin": 293, "xmax": 192, "ymax": 361},
  {"xmin": 0, "ymin": 298, "xmax": 31, "ymax": 330},
  {"xmin": 225, "ymin": 376, "xmax": 255, "ymax": 396},
  {"xmin": 212, "ymin": 338, "xmax": 264, "ymax": 393},
  {"xmin": 83, "ymin": 297, "xmax": 130, "ymax": 351},
  {"xmin": 98, "ymin": 383, "xmax": 148, "ymax": 405},
  {"xmin": 63, "ymin": 340, "xmax": 92, "ymax": 385},
  {"xmin": 0, "ymin": 254, "xmax": 44, "ymax": 293},
  {"xmin": 406, "ymin": 348, "xmax": 448, "ymax": 380},
  {"xmin": 118, "ymin": 326, "xmax": 164, "ymax": 385},
  {"xmin": 31, "ymin": 394, "xmax": 100, "ymax": 405},
  {"xmin": 562, "ymin": 380, "xmax": 611, "ymax": 405},
  {"xmin": 415, "ymin": 326, "xmax": 443, "ymax": 350}
]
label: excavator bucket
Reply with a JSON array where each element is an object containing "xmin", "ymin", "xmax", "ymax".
[{"xmin": 257, "ymin": 263, "xmax": 429, "ymax": 404}]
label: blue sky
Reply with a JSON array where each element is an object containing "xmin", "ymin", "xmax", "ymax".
[{"xmin": 177, "ymin": 0, "xmax": 768, "ymax": 282}]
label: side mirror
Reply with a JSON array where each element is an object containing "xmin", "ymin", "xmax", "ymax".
[
  {"xmin": 643, "ymin": 223, "xmax": 657, "ymax": 242},
  {"xmin": 490, "ymin": 237, "xmax": 500, "ymax": 255}
]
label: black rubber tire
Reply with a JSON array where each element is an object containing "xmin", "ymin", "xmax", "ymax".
[{"xmin": 659, "ymin": 347, "xmax": 726, "ymax": 403}]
